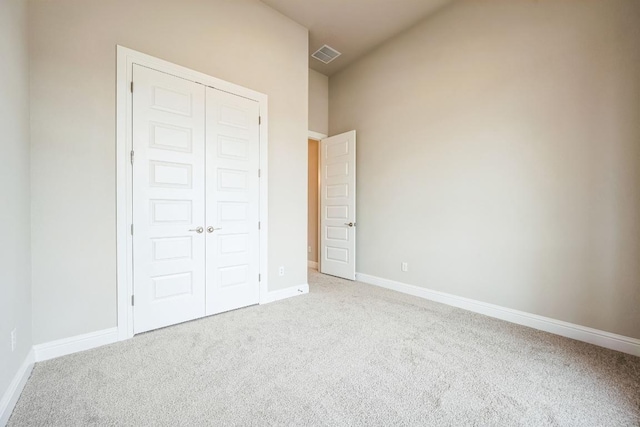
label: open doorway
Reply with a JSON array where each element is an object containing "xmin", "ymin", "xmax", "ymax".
[
  {"xmin": 308, "ymin": 131, "xmax": 357, "ymax": 279},
  {"xmin": 308, "ymin": 138, "xmax": 320, "ymax": 270}
]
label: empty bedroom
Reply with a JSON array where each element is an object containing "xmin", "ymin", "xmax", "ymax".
[{"xmin": 1, "ymin": 0, "xmax": 639, "ymax": 425}]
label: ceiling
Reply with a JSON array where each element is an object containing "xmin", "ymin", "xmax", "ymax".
[{"xmin": 260, "ymin": 0, "xmax": 453, "ymax": 76}]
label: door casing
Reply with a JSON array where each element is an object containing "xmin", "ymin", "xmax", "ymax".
[{"xmin": 116, "ymin": 46, "xmax": 269, "ymax": 340}]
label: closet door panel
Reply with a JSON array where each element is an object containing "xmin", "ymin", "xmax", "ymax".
[
  {"xmin": 205, "ymin": 88, "xmax": 260, "ymax": 315},
  {"xmin": 132, "ymin": 65, "xmax": 206, "ymax": 333}
]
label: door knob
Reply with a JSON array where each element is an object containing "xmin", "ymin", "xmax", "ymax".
[
  {"xmin": 207, "ymin": 226, "xmax": 222, "ymax": 233},
  {"xmin": 344, "ymin": 222, "xmax": 355, "ymax": 227},
  {"xmin": 189, "ymin": 226, "xmax": 204, "ymax": 234}
]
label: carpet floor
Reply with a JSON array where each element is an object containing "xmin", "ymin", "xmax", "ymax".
[{"xmin": 9, "ymin": 270, "xmax": 640, "ymax": 426}]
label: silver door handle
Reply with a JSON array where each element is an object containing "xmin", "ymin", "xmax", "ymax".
[
  {"xmin": 207, "ymin": 226, "xmax": 223, "ymax": 233},
  {"xmin": 189, "ymin": 226, "xmax": 204, "ymax": 234},
  {"xmin": 344, "ymin": 222, "xmax": 355, "ymax": 227}
]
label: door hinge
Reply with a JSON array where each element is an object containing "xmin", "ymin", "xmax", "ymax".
[
  {"xmin": 258, "ymin": 169, "xmax": 261, "ymax": 178},
  {"xmin": 131, "ymin": 295, "xmax": 135, "ymax": 306},
  {"xmin": 258, "ymin": 221, "xmax": 261, "ymax": 230},
  {"xmin": 258, "ymin": 116, "xmax": 261, "ymax": 125},
  {"xmin": 130, "ymin": 150, "xmax": 134, "ymax": 164},
  {"xmin": 258, "ymin": 274, "xmax": 261, "ymax": 282},
  {"xmin": 130, "ymin": 224, "xmax": 134, "ymax": 235},
  {"xmin": 130, "ymin": 81, "xmax": 133, "ymax": 93}
]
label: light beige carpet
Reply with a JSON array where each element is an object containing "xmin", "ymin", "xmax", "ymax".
[{"xmin": 9, "ymin": 269, "xmax": 640, "ymax": 426}]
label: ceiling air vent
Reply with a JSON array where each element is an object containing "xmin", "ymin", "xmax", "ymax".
[{"xmin": 312, "ymin": 45, "xmax": 341, "ymax": 64}]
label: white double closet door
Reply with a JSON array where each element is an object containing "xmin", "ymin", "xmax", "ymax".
[{"xmin": 132, "ymin": 65, "xmax": 260, "ymax": 334}]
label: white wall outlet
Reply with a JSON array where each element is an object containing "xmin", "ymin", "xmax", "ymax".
[
  {"xmin": 308, "ymin": 246, "xmax": 312, "ymax": 253},
  {"xmin": 10, "ymin": 329, "xmax": 16, "ymax": 352},
  {"xmin": 279, "ymin": 266, "xmax": 285, "ymax": 276},
  {"xmin": 401, "ymin": 262, "xmax": 409, "ymax": 272}
]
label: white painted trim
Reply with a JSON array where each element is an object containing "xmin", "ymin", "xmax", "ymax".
[
  {"xmin": 356, "ymin": 273, "xmax": 640, "ymax": 356},
  {"xmin": 33, "ymin": 328, "xmax": 119, "ymax": 362},
  {"xmin": 308, "ymin": 130, "xmax": 327, "ymax": 141},
  {"xmin": 116, "ymin": 46, "xmax": 132, "ymax": 341},
  {"xmin": 116, "ymin": 46, "xmax": 269, "ymax": 340},
  {"xmin": 308, "ymin": 261, "xmax": 318, "ymax": 269},
  {"xmin": 315, "ymin": 138, "xmax": 321, "ymax": 273},
  {"xmin": 0, "ymin": 349, "xmax": 34, "ymax": 426},
  {"xmin": 260, "ymin": 284, "xmax": 309, "ymax": 304},
  {"xmin": 258, "ymin": 96, "xmax": 269, "ymax": 311}
]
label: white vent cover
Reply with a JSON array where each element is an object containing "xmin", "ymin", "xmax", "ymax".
[{"xmin": 312, "ymin": 45, "xmax": 341, "ymax": 64}]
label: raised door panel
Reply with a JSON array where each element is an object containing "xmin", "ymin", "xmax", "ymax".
[
  {"xmin": 320, "ymin": 131, "xmax": 356, "ymax": 280},
  {"xmin": 132, "ymin": 65, "xmax": 206, "ymax": 334},
  {"xmin": 205, "ymin": 87, "xmax": 260, "ymax": 315}
]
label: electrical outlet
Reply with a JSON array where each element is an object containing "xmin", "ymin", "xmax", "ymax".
[
  {"xmin": 401, "ymin": 262, "xmax": 408, "ymax": 272},
  {"xmin": 11, "ymin": 329, "xmax": 16, "ymax": 352},
  {"xmin": 308, "ymin": 246, "xmax": 312, "ymax": 253},
  {"xmin": 279, "ymin": 266, "xmax": 285, "ymax": 276}
]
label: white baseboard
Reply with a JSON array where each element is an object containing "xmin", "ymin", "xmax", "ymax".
[
  {"xmin": 356, "ymin": 272, "xmax": 640, "ymax": 356},
  {"xmin": 261, "ymin": 284, "xmax": 309, "ymax": 304},
  {"xmin": 33, "ymin": 327, "xmax": 119, "ymax": 362},
  {"xmin": 0, "ymin": 349, "xmax": 34, "ymax": 426},
  {"xmin": 307, "ymin": 261, "xmax": 318, "ymax": 269}
]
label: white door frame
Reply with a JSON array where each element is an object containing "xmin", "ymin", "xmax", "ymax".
[
  {"xmin": 116, "ymin": 46, "xmax": 269, "ymax": 340},
  {"xmin": 308, "ymin": 131, "xmax": 327, "ymax": 141}
]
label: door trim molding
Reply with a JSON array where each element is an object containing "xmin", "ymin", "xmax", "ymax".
[
  {"xmin": 116, "ymin": 46, "xmax": 269, "ymax": 340},
  {"xmin": 308, "ymin": 130, "xmax": 327, "ymax": 141}
]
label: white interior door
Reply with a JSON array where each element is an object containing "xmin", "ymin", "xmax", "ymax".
[
  {"xmin": 320, "ymin": 130, "xmax": 356, "ymax": 280},
  {"xmin": 132, "ymin": 65, "xmax": 206, "ymax": 333},
  {"xmin": 205, "ymin": 87, "xmax": 261, "ymax": 315}
]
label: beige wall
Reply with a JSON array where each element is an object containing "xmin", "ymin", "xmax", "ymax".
[
  {"xmin": 330, "ymin": 0, "xmax": 640, "ymax": 339},
  {"xmin": 309, "ymin": 69, "xmax": 329, "ymax": 135},
  {"xmin": 29, "ymin": 0, "xmax": 309, "ymax": 344},
  {"xmin": 308, "ymin": 139, "xmax": 319, "ymax": 263},
  {"xmin": 0, "ymin": 0, "xmax": 32, "ymax": 400}
]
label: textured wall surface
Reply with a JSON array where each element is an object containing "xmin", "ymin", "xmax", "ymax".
[
  {"xmin": 330, "ymin": 0, "xmax": 640, "ymax": 338},
  {"xmin": 0, "ymin": 0, "xmax": 32, "ymax": 402},
  {"xmin": 309, "ymin": 69, "xmax": 329, "ymax": 135}
]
